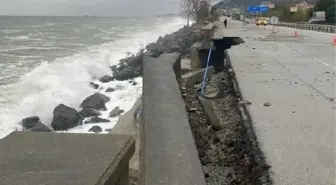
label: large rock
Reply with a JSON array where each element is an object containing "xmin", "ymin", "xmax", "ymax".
[
  {"xmin": 105, "ymin": 87, "xmax": 115, "ymax": 92},
  {"xmin": 80, "ymin": 93, "xmax": 110, "ymax": 111},
  {"xmin": 79, "ymin": 108, "xmax": 101, "ymax": 117},
  {"xmin": 88, "ymin": 126, "xmax": 102, "ymax": 133},
  {"xmin": 109, "ymin": 106, "xmax": 124, "ymax": 118},
  {"xmin": 51, "ymin": 104, "xmax": 81, "ymax": 131},
  {"xmin": 113, "ymin": 68, "xmax": 140, "ymax": 81},
  {"xmin": 109, "ymin": 25, "xmax": 201, "ymax": 81},
  {"xmin": 84, "ymin": 117, "xmax": 110, "ymax": 124},
  {"xmin": 22, "ymin": 116, "xmax": 52, "ymax": 132},
  {"xmin": 89, "ymin": 82, "xmax": 99, "ymax": 89},
  {"xmin": 99, "ymin": 75, "xmax": 113, "ymax": 83}
]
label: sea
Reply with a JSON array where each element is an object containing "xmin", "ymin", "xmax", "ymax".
[{"xmin": 0, "ymin": 15, "xmax": 187, "ymax": 138}]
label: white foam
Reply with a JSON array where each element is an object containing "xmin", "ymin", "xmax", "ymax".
[{"xmin": 0, "ymin": 16, "xmax": 186, "ymax": 138}]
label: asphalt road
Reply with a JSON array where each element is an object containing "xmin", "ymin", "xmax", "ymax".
[{"xmin": 219, "ymin": 21, "xmax": 336, "ymax": 185}]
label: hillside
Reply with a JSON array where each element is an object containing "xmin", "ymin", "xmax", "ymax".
[{"xmin": 214, "ymin": 0, "xmax": 319, "ymax": 8}]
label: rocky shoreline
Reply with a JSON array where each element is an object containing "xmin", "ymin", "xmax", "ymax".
[{"xmin": 20, "ymin": 23, "xmax": 202, "ymax": 137}]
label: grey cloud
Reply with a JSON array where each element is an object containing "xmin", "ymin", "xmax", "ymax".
[{"xmin": 0, "ymin": 0, "xmax": 181, "ymax": 16}]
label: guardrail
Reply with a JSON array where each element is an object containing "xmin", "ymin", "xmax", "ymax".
[
  {"xmin": 140, "ymin": 52, "xmax": 207, "ymax": 185},
  {"xmin": 276, "ymin": 22, "xmax": 336, "ymax": 33}
]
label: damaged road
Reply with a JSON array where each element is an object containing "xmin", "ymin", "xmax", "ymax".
[{"xmin": 180, "ymin": 61, "xmax": 271, "ymax": 185}]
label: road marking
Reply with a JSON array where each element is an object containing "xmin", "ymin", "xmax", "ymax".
[{"xmin": 273, "ymin": 42, "xmax": 336, "ymax": 70}]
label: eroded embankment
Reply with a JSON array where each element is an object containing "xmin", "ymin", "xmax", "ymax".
[{"xmin": 181, "ymin": 57, "xmax": 271, "ymax": 185}]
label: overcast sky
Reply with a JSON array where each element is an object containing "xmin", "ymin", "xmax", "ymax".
[{"xmin": 0, "ymin": 0, "xmax": 182, "ymax": 17}]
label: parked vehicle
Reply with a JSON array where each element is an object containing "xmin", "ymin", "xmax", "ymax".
[
  {"xmin": 255, "ymin": 17, "xmax": 268, "ymax": 26},
  {"xmin": 309, "ymin": 11, "xmax": 326, "ymax": 24}
]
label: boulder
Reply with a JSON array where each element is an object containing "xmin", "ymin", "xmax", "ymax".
[
  {"xmin": 30, "ymin": 123, "xmax": 53, "ymax": 132},
  {"xmin": 51, "ymin": 104, "xmax": 81, "ymax": 131},
  {"xmin": 80, "ymin": 93, "xmax": 110, "ymax": 111},
  {"xmin": 113, "ymin": 69, "xmax": 140, "ymax": 81},
  {"xmin": 109, "ymin": 25, "xmax": 201, "ymax": 81},
  {"xmin": 123, "ymin": 55, "xmax": 142, "ymax": 68},
  {"xmin": 88, "ymin": 126, "xmax": 102, "ymax": 133},
  {"xmin": 22, "ymin": 116, "xmax": 52, "ymax": 132},
  {"xmin": 105, "ymin": 87, "xmax": 116, "ymax": 92},
  {"xmin": 79, "ymin": 108, "xmax": 101, "ymax": 117},
  {"xmin": 22, "ymin": 116, "xmax": 40, "ymax": 129},
  {"xmin": 99, "ymin": 75, "xmax": 114, "ymax": 83},
  {"xmin": 84, "ymin": 117, "xmax": 110, "ymax": 124},
  {"xmin": 89, "ymin": 82, "xmax": 99, "ymax": 89},
  {"xmin": 109, "ymin": 106, "xmax": 124, "ymax": 118},
  {"xmin": 132, "ymin": 82, "xmax": 138, "ymax": 86}
]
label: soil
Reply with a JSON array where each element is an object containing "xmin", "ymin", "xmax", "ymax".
[{"xmin": 181, "ymin": 69, "xmax": 271, "ymax": 185}]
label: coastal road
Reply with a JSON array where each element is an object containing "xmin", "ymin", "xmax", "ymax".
[{"xmin": 217, "ymin": 21, "xmax": 336, "ymax": 185}]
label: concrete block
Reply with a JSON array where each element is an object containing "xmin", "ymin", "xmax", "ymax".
[
  {"xmin": 201, "ymin": 22, "xmax": 215, "ymax": 42},
  {"xmin": 181, "ymin": 58, "xmax": 191, "ymax": 70},
  {"xmin": 190, "ymin": 42, "xmax": 202, "ymax": 68},
  {"xmin": 0, "ymin": 132, "xmax": 135, "ymax": 185},
  {"xmin": 198, "ymin": 95, "xmax": 222, "ymax": 130},
  {"xmin": 182, "ymin": 66, "xmax": 215, "ymax": 87}
]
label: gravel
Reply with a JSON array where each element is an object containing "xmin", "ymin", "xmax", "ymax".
[{"xmin": 181, "ymin": 69, "xmax": 271, "ymax": 185}]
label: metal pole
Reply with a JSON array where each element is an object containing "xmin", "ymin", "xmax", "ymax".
[{"xmin": 201, "ymin": 42, "xmax": 213, "ymax": 95}]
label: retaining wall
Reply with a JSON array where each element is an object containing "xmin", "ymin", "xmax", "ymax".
[{"xmin": 140, "ymin": 53, "xmax": 207, "ymax": 185}]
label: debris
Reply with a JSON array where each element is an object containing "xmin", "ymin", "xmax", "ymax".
[
  {"xmin": 239, "ymin": 100, "xmax": 252, "ymax": 105},
  {"xmin": 264, "ymin": 102, "xmax": 271, "ymax": 107}
]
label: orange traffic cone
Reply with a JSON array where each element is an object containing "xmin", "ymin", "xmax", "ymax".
[
  {"xmin": 333, "ymin": 36, "xmax": 336, "ymax": 46},
  {"xmin": 294, "ymin": 30, "xmax": 299, "ymax": 37}
]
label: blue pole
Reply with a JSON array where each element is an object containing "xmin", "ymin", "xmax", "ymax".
[{"xmin": 201, "ymin": 42, "xmax": 213, "ymax": 95}]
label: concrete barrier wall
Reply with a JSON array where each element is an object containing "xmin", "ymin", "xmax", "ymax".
[
  {"xmin": 140, "ymin": 53, "xmax": 207, "ymax": 185},
  {"xmin": 276, "ymin": 22, "xmax": 336, "ymax": 33}
]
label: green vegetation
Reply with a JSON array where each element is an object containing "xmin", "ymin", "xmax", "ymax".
[
  {"xmin": 314, "ymin": 0, "xmax": 336, "ymax": 21},
  {"xmin": 313, "ymin": 0, "xmax": 335, "ymax": 23},
  {"xmin": 180, "ymin": 0, "xmax": 211, "ymax": 25},
  {"xmin": 260, "ymin": 0, "xmax": 335, "ymax": 23},
  {"xmin": 260, "ymin": 4, "xmax": 312, "ymax": 22},
  {"xmin": 327, "ymin": 3, "xmax": 336, "ymax": 20},
  {"xmin": 314, "ymin": 0, "xmax": 336, "ymax": 13}
]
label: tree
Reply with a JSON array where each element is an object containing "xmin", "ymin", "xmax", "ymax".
[
  {"xmin": 261, "ymin": 3, "xmax": 312, "ymax": 22},
  {"xmin": 181, "ymin": 0, "xmax": 194, "ymax": 26},
  {"xmin": 327, "ymin": 4, "xmax": 336, "ymax": 19},
  {"xmin": 180, "ymin": 0, "xmax": 212, "ymax": 25},
  {"xmin": 292, "ymin": 9, "xmax": 310, "ymax": 22},
  {"xmin": 314, "ymin": 0, "xmax": 333, "ymax": 11},
  {"xmin": 314, "ymin": 0, "xmax": 335, "ymax": 23},
  {"xmin": 191, "ymin": 0, "xmax": 211, "ymax": 24},
  {"xmin": 210, "ymin": 6, "xmax": 220, "ymax": 21},
  {"xmin": 198, "ymin": 0, "xmax": 211, "ymax": 23}
]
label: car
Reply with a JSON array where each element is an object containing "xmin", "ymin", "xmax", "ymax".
[{"xmin": 255, "ymin": 17, "xmax": 268, "ymax": 26}]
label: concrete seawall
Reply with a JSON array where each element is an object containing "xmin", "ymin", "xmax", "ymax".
[{"xmin": 140, "ymin": 53, "xmax": 207, "ymax": 185}]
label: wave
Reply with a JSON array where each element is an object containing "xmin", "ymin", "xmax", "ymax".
[{"xmin": 0, "ymin": 16, "xmax": 187, "ymax": 138}]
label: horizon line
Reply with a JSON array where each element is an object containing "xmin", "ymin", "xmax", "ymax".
[{"xmin": 0, "ymin": 14, "xmax": 179, "ymax": 18}]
